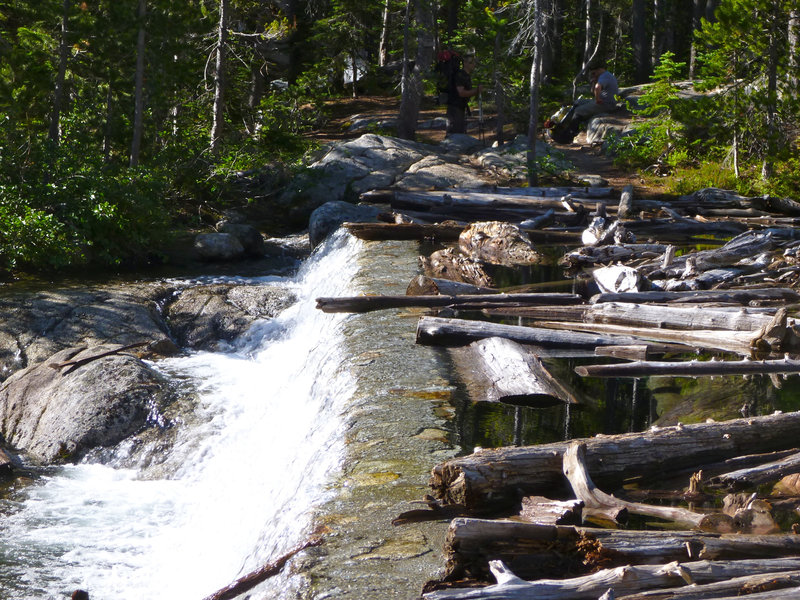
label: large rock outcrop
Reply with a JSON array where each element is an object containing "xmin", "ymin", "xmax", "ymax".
[{"xmin": 0, "ymin": 345, "xmax": 176, "ymax": 464}]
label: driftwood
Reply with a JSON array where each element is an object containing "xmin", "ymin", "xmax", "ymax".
[
  {"xmin": 315, "ymin": 292, "xmax": 582, "ymax": 314},
  {"xmin": 441, "ymin": 518, "xmax": 800, "ymax": 581},
  {"xmin": 518, "ymin": 497, "xmax": 583, "ymax": 525},
  {"xmin": 591, "ymin": 288, "xmax": 800, "ymax": 305},
  {"xmin": 406, "ymin": 275, "xmax": 496, "ymax": 296},
  {"xmin": 450, "ymin": 337, "xmax": 578, "ymax": 407},
  {"xmin": 710, "ymin": 451, "xmax": 800, "ymax": 490},
  {"xmin": 616, "ymin": 576, "xmax": 800, "ymax": 600},
  {"xmin": 561, "ymin": 243, "xmax": 668, "ymax": 268},
  {"xmin": 618, "ymin": 184, "xmax": 635, "ymax": 219},
  {"xmin": 360, "ymin": 188, "xmax": 617, "ymax": 210},
  {"xmin": 201, "ymin": 535, "xmax": 322, "ymax": 600},
  {"xmin": 575, "ymin": 357, "xmax": 800, "ymax": 378},
  {"xmin": 563, "ymin": 443, "xmax": 709, "ymax": 528},
  {"xmin": 424, "ymin": 558, "xmax": 800, "ymax": 600},
  {"xmin": 594, "ymin": 344, "xmax": 689, "ymax": 360},
  {"xmin": 429, "ymin": 411, "xmax": 800, "ymax": 511},
  {"xmin": 416, "ymin": 316, "xmax": 649, "ymax": 349}
]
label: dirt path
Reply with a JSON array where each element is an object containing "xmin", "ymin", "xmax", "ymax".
[{"xmin": 311, "ymin": 95, "xmax": 664, "ymax": 197}]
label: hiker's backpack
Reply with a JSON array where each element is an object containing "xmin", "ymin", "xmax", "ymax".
[{"xmin": 434, "ymin": 50, "xmax": 461, "ymax": 105}]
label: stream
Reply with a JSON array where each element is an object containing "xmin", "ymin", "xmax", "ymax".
[{"xmin": 2, "ymin": 229, "xmax": 800, "ymax": 599}]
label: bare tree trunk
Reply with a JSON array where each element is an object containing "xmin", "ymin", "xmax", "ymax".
[
  {"xmin": 397, "ymin": 0, "xmax": 434, "ymax": 140},
  {"xmin": 210, "ymin": 0, "xmax": 229, "ymax": 154},
  {"xmin": 526, "ymin": 0, "xmax": 543, "ymax": 187},
  {"xmin": 789, "ymin": 9, "xmax": 799, "ymax": 92},
  {"xmin": 632, "ymin": 0, "xmax": 649, "ymax": 83},
  {"xmin": 651, "ymin": 0, "xmax": 664, "ymax": 68},
  {"xmin": 130, "ymin": 0, "xmax": 147, "ymax": 168},
  {"xmin": 103, "ymin": 77, "xmax": 113, "ymax": 164},
  {"xmin": 48, "ymin": 0, "xmax": 70, "ymax": 147},
  {"xmin": 378, "ymin": 0, "xmax": 391, "ymax": 66},
  {"xmin": 493, "ymin": 27, "xmax": 506, "ymax": 145}
]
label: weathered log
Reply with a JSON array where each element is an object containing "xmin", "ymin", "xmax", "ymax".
[
  {"xmin": 561, "ymin": 243, "xmax": 668, "ymax": 268},
  {"xmin": 594, "ymin": 344, "xmax": 688, "ymax": 360},
  {"xmin": 201, "ymin": 535, "xmax": 322, "ymax": 600},
  {"xmin": 575, "ymin": 357, "xmax": 800, "ymax": 378},
  {"xmin": 624, "ymin": 218, "xmax": 748, "ymax": 240},
  {"xmin": 518, "ymin": 497, "xmax": 583, "ymax": 525},
  {"xmin": 616, "ymin": 576, "xmax": 800, "ymax": 600},
  {"xmin": 425, "ymin": 558, "xmax": 800, "ymax": 600},
  {"xmin": 710, "ymin": 451, "xmax": 800, "ymax": 490},
  {"xmin": 586, "ymin": 302, "xmax": 786, "ymax": 332},
  {"xmin": 430, "ymin": 411, "xmax": 800, "ymax": 511},
  {"xmin": 535, "ymin": 320, "xmax": 759, "ymax": 354},
  {"xmin": 416, "ymin": 316, "xmax": 651, "ymax": 349},
  {"xmin": 591, "ymin": 288, "xmax": 800, "ymax": 305},
  {"xmin": 360, "ymin": 188, "xmax": 617, "ymax": 210},
  {"xmin": 618, "ymin": 184, "xmax": 635, "ymax": 219},
  {"xmin": 450, "ymin": 337, "xmax": 578, "ymax": 407},
  {"xmin": 406, "ymin": 275, "xmax": 497, "ymax": 296},
  {"xmin": 315, "ymin": 292, "xmax": 583, "ymax": 314},
  {"xmin": 344, "ymin": 221, "xmax": 464, "ymax": 242},
  {"xmin": 459, "ymin": 222, "xmax": 542, "ymax": 266},
  {"xmin": 563, "ymin": 442, "xmax": 709, "ymax": 528},
  {"xmin": 442, "ymin": 518, "xmax": 800, "ymax": 581}
]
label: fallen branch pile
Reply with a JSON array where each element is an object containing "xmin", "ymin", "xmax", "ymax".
[{"xmin": 316, "ymin": 183, "xmax": 800, "ymax": 598}]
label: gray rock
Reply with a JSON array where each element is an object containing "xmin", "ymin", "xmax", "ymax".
[
  {"xmin": 216, "ymin": 222, "xmax": 266, "ymax": 256},
  {"xmin": 308, "ymin": 201, "xmax": 382, "ymax": 246},
  {"xmin": 439, "ymin": 133, "xmax": 484, "ymax": 155},
  {"xmin": 395, "ymin": 155, "xmax": 491, "ymax": 191},
  {"xmin": 0, "ymin": 345, "xmax": 175, "ymax": 464},
  {"xmin": 586, "ymin": 113, "xmax": 633, "ymax": 145},
  {"xmin": 166, "ymin": 284, "xmax": 296, "ymax": 350},
  {"xmin": 0, "ymin": 283, "xmax": 177, "ymax": 380},
  {"xmin": 194, "ymin": 232, "xmax": 246, "ymax": 261}
]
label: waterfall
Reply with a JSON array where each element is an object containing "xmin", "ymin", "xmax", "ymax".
[{"xmin": 0, "ymin": 230, "xmax": 363, "ymax": 600}]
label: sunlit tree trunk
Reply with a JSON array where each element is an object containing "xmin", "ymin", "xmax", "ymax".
[
  {"xmin": 789, "ymin": 9, "xmax": 799, "ymax": 92},
  {"xmin": 130, "ymin": 0, "xmax": 147, "ymax": 167},
  {"xmin": 527, "ymin": 0, "xmax": 543, "ymax": 187},
  {"xmin": 651, "ymin": 0, "xmax": 664, "ymax": 67},
  {"xmin": 48, "ymin": 0, "xmax": 70, "ymax": 146},
  {"xmin": 210, "ymin": 0, "xmax": 229, "ymax": 154},
  {"xmin": 762, "ymin": 3, "xmax": 779, "ymax": 181},
  {"xmin": 397, "ymin": 0, "xmax": 434, "ymax": 140},
  {"xmin": 689, "ymin": 0, "xmax": 703, "ymax": 79},
  {"xmin": 378, "ymin": 0, "xmax": 391, "ymax": 66}
]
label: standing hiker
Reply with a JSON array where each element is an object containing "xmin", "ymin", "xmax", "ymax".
[{"xmin": 446, "ymin": 51, "xmax": 483, "ymax": 136}]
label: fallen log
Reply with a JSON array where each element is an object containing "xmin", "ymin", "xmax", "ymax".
[
  {"xmin": 315, "ymin": 292, "xmax": 582, "ymax": 313},
  {"xmin": 534, "ymin": 320, "xmax": 760, "ymax": 354},
  {"xmin": 710, "ymin": 451, "xmax": 800, "ymax": 490},
  {"xmin": 616, "ymin": 576, "xmax": 800, "ymax": 600},
  {"xmin": 563, "ymin": 442, "xmax": 709, "ymax": 528},
  {"xmin": 518, "ymin": 497, "xmax": 583, "ymax": 525},
  {"xmin": 591, "ymin": 288, "xmax": 800, "ymax": 305},
  {"xmin": 406, "ymin": 275, "xmax": 497, "ymax": 296},
  {"xmin": 575, "ymin": 357, "xmax": 800, "ymax": 379},
  {"xmin": 594, "ymin": 344, "xmax": 690, "ymax": 360},
  {"xmin": 344, "ymin": 221, "xmax": 463, "ymax": 242},
  {"xmin": 429, "ymin": 411, "xmax": 800, "ymax": 511},
  {"xmin": 416, "ymin": 316, "xmax": 651, "ymax": 349},
  {"xmin": 561, "ymin": 243, "xmax": 668, "ymax": 268},
  {"xmin": 442, "ymin": 518, "xmax": 800, "ymax": 581},
  {"xmin": 360, "ymin": 188, "xmax": 616, "ymax": 211},
  {"xmin": 450, "ymin": 337, "xmax": 578, "ymax": 407},
  {"xmin": 201, "ymin": 535, "xmax": 322, "ymax": 600},
  {"xmin": 424, "ymin": 558, "xmax": 800, "ymax": 600}
]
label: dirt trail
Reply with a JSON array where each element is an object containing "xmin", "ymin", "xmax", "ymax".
[{"xmin": 312, "ymin": 95, "xmax": 663, "ymax": 197}]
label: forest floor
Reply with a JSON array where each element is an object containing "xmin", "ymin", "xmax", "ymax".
[{"xmin": 309, "ymin": 94, "xmax": 669, "ymax": 197}]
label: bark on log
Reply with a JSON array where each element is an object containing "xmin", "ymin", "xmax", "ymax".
[
  {"xmin": 424, "ymin": 558, "xmax": 800, "ymax": 600},
  {"xmin": 594, "ymin": 344, "xmax": 688, "ymax": 360},
  {"xmin": 591, "ymin": 288, "xmax": 800, "ymax": 305},
  {"xmin": 616, "ymin": 576, "xmax": 800, "ymax": 600},
  {"xmin": 563, "ymin": 443, "xmax": 709, "ymax": 528},
  {"xmin": 416, "ymin": 316, "xmax": 650, "ymax": 349},
  {"xmin": 518, "ymin": 497, "xmax": 583, "ymax": 525},
  {"xmin": 430, "ymin": 411, "xmax": 800, "ymax": 511},
  {"xmin": 450, "ymin": 337, "xmax": 578, "ymax": 407},
  {"xmin": 406, "ymin": 275, "xmax": 497, "ymax": 296},
  {"xmin": 441, "ymin": 518, "xmax": 800, "ymax": 582},
  {"xmin": 315, "ymin": 293, "xmax": 582, "ymax": 313},
  {"xmin": 575, "ymin": 357, "xmax": 800, "ymax": 379}
]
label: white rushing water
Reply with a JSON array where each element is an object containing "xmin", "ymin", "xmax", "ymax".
[{"xmin": 0, "ymin": 230, "xmax": 363, "ymax": 599}]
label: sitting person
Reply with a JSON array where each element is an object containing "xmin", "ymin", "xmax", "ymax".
[{"xmin": 546, "ymin": 60, "xmax": 620, "ymax": 143}]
